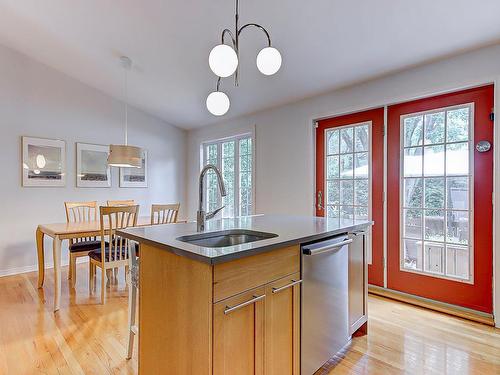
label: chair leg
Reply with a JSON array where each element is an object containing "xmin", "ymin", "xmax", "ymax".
[
  {"xmin": 70, "ymin": 254, "xmax": 77, "ymax": 288},
  {"xmin": 126, "ymin": 284, "xmax": 138, "ymax": 359},
  {"xmin": 106, "ymin": 269, "xmax": 113, "ymax": 287},
  {"xmin": 68, "ymin": 254, "xmax": 73, "ymax": 280},
  {"xmin": 101, "ymin": 268, "xmax": 106, "ymax": 304},
  {"xmin": 92, "ymin": 264, "xmax": 97, "ymax": 293},
  {"xmin": 88, "ymin": 261, "xmax": 93, "ymax": 294}
]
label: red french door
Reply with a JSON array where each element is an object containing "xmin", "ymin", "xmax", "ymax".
[
  {"xmin": 316, "ymin": 108, "xmax": 385, "ymax": 286},
  {"xmin": 387, "ymin": 85, "xmax": 494, "ymax": 313}
]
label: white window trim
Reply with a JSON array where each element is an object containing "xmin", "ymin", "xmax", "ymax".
[
  {"xmin": 323, "ymin": 121, "xmax": 373, "ymax": 264},
  {"xmin": 398, "ymin": 102, "xmax": 475, "ymax": 284},
  {"xmin": 201, "ymin": 132, "xmax": 256, "ymax": 217}
]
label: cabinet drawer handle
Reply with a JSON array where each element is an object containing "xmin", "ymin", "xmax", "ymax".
[
  {"xmin": 272, "ymin": 279, "xmax": 303, "ymax": 294},
  {"xmin": 224, "ymin": 294, "xmax": 265, "ymax": 315}
]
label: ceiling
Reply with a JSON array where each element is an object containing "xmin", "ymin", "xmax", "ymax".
[{"xmin": 1, "ymin": 0, "xmax": 500, "ymax": 129}]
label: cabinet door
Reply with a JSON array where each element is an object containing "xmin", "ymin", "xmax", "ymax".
[
  {"xmin": 265, "ymin": 273, "xmax": 301, "ymax": 375},
  {"xmin": 348, "ymin": 232, "xmax": 368, "ymax": 335},
  {"xmin": 213, "ymin": 286, "xmax": 265, "ymax": 375}
]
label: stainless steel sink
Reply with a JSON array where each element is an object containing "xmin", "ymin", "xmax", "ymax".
[{"xmin": 176, "ymin": 229, "xmax": 278, "ymax": 248}]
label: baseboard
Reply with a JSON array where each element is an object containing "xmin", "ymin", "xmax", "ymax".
[
  {"xmin": 368, "ymin": 285, "xmax": 495, "ymax": 326},
  {"xmin": 0, "ymin": 257, "xmax": 89, "ymax": 278}
]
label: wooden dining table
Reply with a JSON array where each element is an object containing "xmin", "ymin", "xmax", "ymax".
[{"xmin": 36, "ymin": 216, "xmax": 158, "ymax": 312}]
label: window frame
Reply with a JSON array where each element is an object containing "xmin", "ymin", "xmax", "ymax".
[
  {"xmin": 398, "ymin": 102, "xmax": 475, "ymax": 284},
  {"xmin": 201, "ymin": 132, "xmax": 255, "ymax": 217}
]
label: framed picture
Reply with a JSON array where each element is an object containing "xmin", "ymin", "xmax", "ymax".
[
  {"xmin": 76, "ymin": 143, "xmax": 111, "ymax": 188},
  {"xmin": 22, "ymin": 136, "xmax": 66, "ymax": 187},
  {"xmin": 120, "ymin": 150, "xmax": 148, "ymax": 188}
]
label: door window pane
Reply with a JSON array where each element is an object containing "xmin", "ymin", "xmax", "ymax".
[
  {"xmin": 355, "ymin": 125, "xmax": 369, "ymax": 152},
  {"xmin": 327, "ymin": 180, "xmax": 340, "ymax": 205},
  {"xmin": 424, "ymin": 145, "xmax": 444, "ymax": 176},
  {"xmin": 327, "ymin": 156, "xmax": 339, "ymax": 179},
  {"xmin": 446, "ymin": 107, "xmax": 469, "ymax": 142},
  {"xmin": 340, "ymin": 154, "xmax": 353, "ymax": 178},
  {"xmin": 404, "ymin": 209, "xmax": 422, "ymax": 239},
  {"xmin": 403, "ymin": 239, "xmax": 422, "ymax": 270},
  {"xmin": 446, "ymin": 245, "xmax": 469, "ymax": 279},
  {"xmin": 446, "ymin": 211, "xmax": 469, "ymax": 245},
  {"xmin": 340, "ymin": 180, "xmax": 354, "ymax": 205},
  {"xmin": 424, "ymin": 209, "xmax": 445, "ymax": 242},
  {"xmin": 424, "ymin": 242, "xmax": 444, "ymax": 274},
  {"xmin": 327, "ymin": 130, "xmax": 339, "ymax": 155},
  {"xmin": 424, "ymin": 178, "xmax": 444, "ymax": 209},
  {"xmin": 424, "ymin": 112, "xmax": 445, "ymax": 145},
  {"xmin": 404, "ymin": 147, "xmax": 422, "ymax": 177},
  {"xmin": 447, "ymin": 177, "xmax": 469, "ymax": 210},
  {"xmin": 404, "ymin": 178, "xmax": 423, "ymax": 208},
  {"xmin": 340, "ymin": 128, "xmax": 353, "ymax": 153},
  {"xmin": 446, "ymin": 142, "xmax": 469, "ymax": 175},
  {"xmin": 401, "ymin": 105, "xmax": 472, "ymax": 281},
  {"xmin": 354, "ymin": 153, "xmax": 369, "ymax": 179},
  {"xmin": 354, "ymin": 180, "xmax": 368, "ymax": 206},
  {"xmin": 404, "ymin": 116, "xmax": 423, "ymax": 147}
]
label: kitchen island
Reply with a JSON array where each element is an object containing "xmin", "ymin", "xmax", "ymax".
[{"xmin": 118, "ymin": 214, "xmax": 372, "ymax": 375}]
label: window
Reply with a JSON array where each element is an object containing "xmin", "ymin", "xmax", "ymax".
[
  {"xmin": 202, "ymin": 135, "xmax": 254, "ymax": 218},
  {"xmin": 325, "ymin": 123, "xmax": 371, "ymax": 221},
  {"xmin": 401, "ymin": 104, "xmax": 473, "ymax": 281}
]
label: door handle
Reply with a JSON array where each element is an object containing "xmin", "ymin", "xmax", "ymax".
[
  {"xmin": 317, "ymin": 190, "xmax": 324, "ymax": 210},
  {"xmin": 303, "ymin": 239, "xmax": 353, "ymax": 256},
  {"xmin": 224, "ymin": 294, "xmax": 265, "ymax": 315},
  {"xmin": 272, "ymin": 279, "xmax": 303, "ymax": 294}
]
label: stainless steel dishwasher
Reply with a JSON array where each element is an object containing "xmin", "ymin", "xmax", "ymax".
[{"xmin": 301, "ymin": 234, "xmax": 352, "ymax": 375}]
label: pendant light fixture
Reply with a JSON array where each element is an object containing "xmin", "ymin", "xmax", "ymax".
[
  {"xmin": 108, "ymin": 56, "xmax": 142, "ymax": 168},
  {"xmin": 206, "ymin": 0, "xmax": 282, "ymax": 116}
]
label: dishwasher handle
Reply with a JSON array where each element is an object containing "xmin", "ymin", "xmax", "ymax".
[{"xmin": 302, "ymin": 239, "xmax": 353, "ymax": 256}]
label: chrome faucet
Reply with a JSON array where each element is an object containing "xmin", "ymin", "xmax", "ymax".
[{"xmin": 197, "ymin": 164, "xmax": 227, "ymax": 231}]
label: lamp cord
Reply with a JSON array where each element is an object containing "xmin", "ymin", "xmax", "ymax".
[{"xmin": 124, "ymin": 66, "xmax": 128, "ymax": 146}]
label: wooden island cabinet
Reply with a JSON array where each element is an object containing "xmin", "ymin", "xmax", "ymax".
[
  {"xmin": 139, "ymin": 244, "xmax": 301, "ymax": 375},
  {"xmin": 136, "ymin": 230, "xmax": 368, "ymax": 375}
]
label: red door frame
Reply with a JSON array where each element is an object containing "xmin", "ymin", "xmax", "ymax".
[
  {"xmin": 387, "ymin": 85, "xmax": 494, "ymax": 313},
  {"xmin": 316, "ymin": 108, "xmax": 385, "ymax": 286}
]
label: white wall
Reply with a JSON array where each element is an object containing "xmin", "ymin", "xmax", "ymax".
[
  {"xmin": 187, "ymin": 43, "xmax": 500, "ymax": 325},
  {"xmin": 0, "ymin": 44, "xmax": 187, "ymax": 276}
]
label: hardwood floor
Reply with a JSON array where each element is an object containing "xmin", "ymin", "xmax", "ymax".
[{"xmin": 0, "ymin": 264, "xmax": 498, "ymax": 375}]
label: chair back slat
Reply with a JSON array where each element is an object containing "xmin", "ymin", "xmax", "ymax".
[
  {"xmin": 100, "ymin": 205, "xmax": 139, "ymax": 265},
  {"xmin": 65, "ymin": 201, "xmax": 98, "ymax": 244},
  {"xmin": 151, "ymin": 203, "xmax": 180, "ymax": 225},
  {"xmin": 107, "ymin": 200, "xmax": 136, "ymax": 207}
]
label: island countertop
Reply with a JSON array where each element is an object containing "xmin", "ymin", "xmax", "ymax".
[{"xmin": 117, "ymin": 214, "xmax": 372, "ymax": 264}]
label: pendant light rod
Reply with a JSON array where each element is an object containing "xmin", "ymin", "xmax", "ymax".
[{"xmin": 120, "ymin": 56, "xmax": 132, "ymax": 146}]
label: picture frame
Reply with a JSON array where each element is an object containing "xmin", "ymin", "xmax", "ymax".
[
  {"xmin": 119, "ymin": 150, "xmax": 148, "ymax": 188},
  {"xmin": 22, "ymin": 136, "xmax": 66, "ymax": 187},
  {"xmin": 76, "ymin": 143, "xmax": 111, "ymax": 188}
]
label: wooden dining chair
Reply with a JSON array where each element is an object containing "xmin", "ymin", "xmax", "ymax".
[
  {"xmin": 150, "ymin": 203, "xmax": 180, "ymax": 225},
  {"xmin": 89, "ymin": 205, "xmax": 139, "ymax": 304},
  {"xmin": 107, "ymin": 199, "xmax": 136, "ymax": 206},
  {"xmin": 64, "ymin": 201, "xmax": 100, "ymax": 288}
]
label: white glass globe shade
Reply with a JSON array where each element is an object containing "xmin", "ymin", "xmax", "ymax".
[
  {"xmin": 206, "ymin": 91, "xmax": 230, "ymax": 116},
  {"xmin": 256, "ymin": 47, "xmax": 282, "ymax": 75},
  {"xmin": 209, "ymin": 44, "xmax": 238, "ymax": 78},
  {"xmin": 36, "ymin": 154, "xmax": 46, "ymax": 168}
]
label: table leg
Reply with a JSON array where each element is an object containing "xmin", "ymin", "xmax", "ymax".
[
  {"xmin": 53, "ymin": 236, "xmax": 62, "ymax": 312},
  {"xmin": 36, "ymin": 228, "xmax": 45, "ymax": 288}
]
